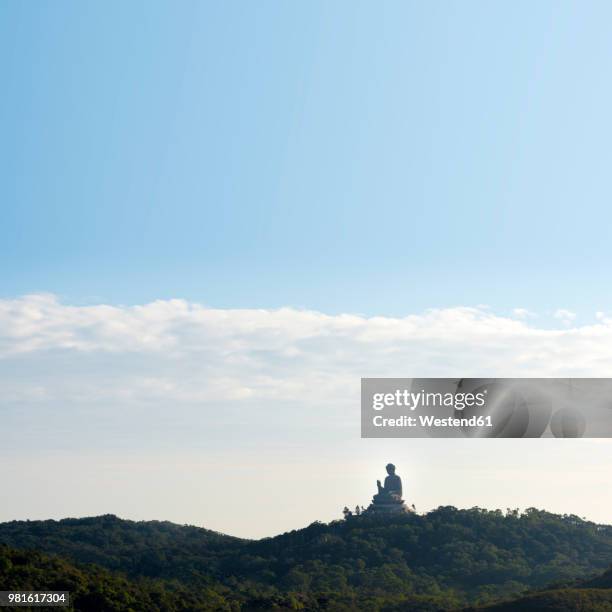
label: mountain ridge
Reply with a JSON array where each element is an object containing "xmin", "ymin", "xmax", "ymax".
[{"xmin": 1, "ymin": 507, "xmax": 611, "ymax": 610}]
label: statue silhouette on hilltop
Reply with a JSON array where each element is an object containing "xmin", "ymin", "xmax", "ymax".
[
  {"xmin": 368, "ymin": 463, "xmax": 412, "ymax": 515},
  {"xmin": 342, "ymin": 463, "xmax": 414, "ymax": 519}
]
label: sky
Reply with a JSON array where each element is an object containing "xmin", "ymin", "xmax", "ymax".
[{"xmin": 1, "ymin": 1, "xmax": 612, "ymax": 537}]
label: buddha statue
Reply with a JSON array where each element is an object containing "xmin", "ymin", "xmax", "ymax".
[
  {"xmin": 373, "ymin": 463, "xmax": 403, "ymax": 504},
  {"xmin": 364, "ymin": 463, "xmax": 412, "ymax": 515}
]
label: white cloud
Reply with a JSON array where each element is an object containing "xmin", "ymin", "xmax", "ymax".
[
  {"xmin": 512, "ymin": 308, "xmax": 535, "ymax": 319},
  {"xmin": 553, "ymin": 308, "xmax": 577, "ymax": 325}
]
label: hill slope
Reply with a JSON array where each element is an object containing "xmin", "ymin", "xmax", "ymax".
[
  {"xmin": 583, "ymin": 566, "xmax": 612, "ymax": 589},
  {"xmin": 477, "ymin": 588, "xmax": 612, "ymax": 611},
  {"xmin": 0, "ymin": 544, "xmax": 231, "ymax": 611},
  {"xmin": 472, "ymin": 566, "xmax": 612, "ymax": 611}
]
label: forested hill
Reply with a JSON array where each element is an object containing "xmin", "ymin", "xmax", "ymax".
[
  {"xmin": 0, "ymin": 514, "xmax": 244, "ymax": 580},
  {"xmin": 0, "ymin": 507, "xmax": 611, "ymax": 610}
]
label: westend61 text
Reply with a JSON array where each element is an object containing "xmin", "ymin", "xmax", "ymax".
[{"xmin": 373, "ymin": 415, "xmax": 493, "ymax": 428}]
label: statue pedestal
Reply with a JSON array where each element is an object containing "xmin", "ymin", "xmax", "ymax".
[
  {"xmin": 366, "ymin": 502, "xmax": 411, "ymax": 515},
  {"xmin": 365, "ymin": 494, "xmax": 412, "ymax": 516}
]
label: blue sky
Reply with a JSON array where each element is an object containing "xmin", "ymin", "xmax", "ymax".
[{"xmin": 3, "ymin": 1, "xmax": 612, "ymax": 317}]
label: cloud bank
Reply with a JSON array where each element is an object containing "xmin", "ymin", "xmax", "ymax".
[
  {"xmin": 2, "ymin": 294, "xmax": 612, "ymax": 397},
  {"xmin": 2, "ymin": 294, "xmax": 612, "ymax": 450}
]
